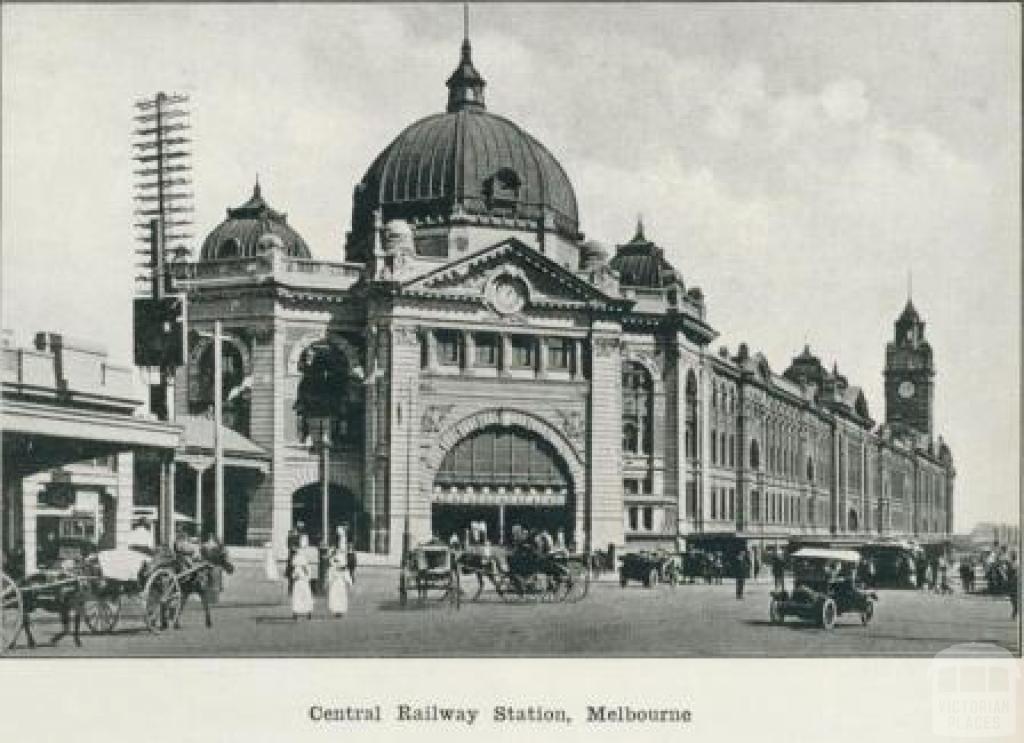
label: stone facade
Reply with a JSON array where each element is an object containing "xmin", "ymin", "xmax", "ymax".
[{"xmin": 167, "ymin": 36, "xmax": 955, "ymax": 562}]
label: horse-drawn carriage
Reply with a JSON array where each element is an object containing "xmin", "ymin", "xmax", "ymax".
[
  {"xmin": 459, "ymin": 542, "xmax": 590, "ymax": 603},
  {"xmin": 619, "ymin": 550, "xmax": 683, "ymax": 588},
  {"xmin": 399, "ymin": 542, "xmax": 461, "ymax": 609},
  {"xmin": 1, "ymin": 539, "xmax": 233, "ymax": 651}
]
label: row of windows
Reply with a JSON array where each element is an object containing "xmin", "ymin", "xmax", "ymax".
[
  {"xmin": 427, "ymin": 330, "xmax": 578, "ymax": 373},
  {"xmin": 623, "ymin": 362, "xmax": 654, "ymax": 456}
]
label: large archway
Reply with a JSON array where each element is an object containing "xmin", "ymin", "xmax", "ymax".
[{"xmin": 430, "ymin": 423, "xmax": 578, "ymax": 547}]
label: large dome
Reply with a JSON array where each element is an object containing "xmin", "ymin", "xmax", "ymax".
[
  {"xmin": 200, "ymin": 183, "xmax": 311, "ymax": 262},
  {"xmin": 346, "ymin": 37, "xmax": 579, "ymax": 259}
]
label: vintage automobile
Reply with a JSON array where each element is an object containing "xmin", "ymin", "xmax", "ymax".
[
  {"xmin": 619, "ymin": 550, "xmax": 682, "ymax": 588},
  {"xmin": 769, "ymin": 548, "xmax": 877, "ymax": 629}
]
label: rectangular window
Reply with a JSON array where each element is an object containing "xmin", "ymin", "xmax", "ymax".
[
  {"xmin": 511, "ymin": 336, "xmax": 535, "ymax": 368},
  {"xmin": 436, "ymin": 329, "xmax": 460, "ymax": 366},
  {"xmin": 547, "ymin": 337, "xmax": 571, "ymax": 370},
  {"xmin": 729, "ymin": 489, "xmax": 735, "ymax": 521},
  {"xmin": 642, "ymin": 478, "xmax": 652, "ymax": 494},
  {"xmin": 711, "ymin": 429, "xmax": 718, "ymax": 465},
  {"xmin": 642, "ymin": 507, "xmax": 654, "ymax": 531},
  {"xmin": 628, "ymin": 507, "xmax": 639, "ymax": 531},
  {"xmin": 686, "ymin": 482, "xmax": 697, "ymax": 518},
  {"xmin": 711, "ymin": 487, "xmax": 718, "ymax": 520},
  {"xmin": 474, "ymin": 333, "xmax": 498, "ymax": 367},
  {"xmin": 729, "ymin": 434, "xmax": 735, "ymax": 467},
  {"xmin": 624, "ymin": 479, "xmax": 640, "ymax": 495}
]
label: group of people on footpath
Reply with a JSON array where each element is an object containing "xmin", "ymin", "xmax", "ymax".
[{"xmin": 284, "ymin": 522, "xmax": 358, "ymax": 620}]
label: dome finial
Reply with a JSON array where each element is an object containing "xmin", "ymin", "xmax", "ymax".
[
  {"xmin": 633, "ymin": 213, "xmax": 646, "ymax": 242},
  {"xmin": 446, "ymin": 3, "xmax": 486, "ymax": 113}
]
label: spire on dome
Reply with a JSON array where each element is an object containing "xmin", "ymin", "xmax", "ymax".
[{"xmin": 446, "ymin": 3, "xmax": 486, "ymax": 113}]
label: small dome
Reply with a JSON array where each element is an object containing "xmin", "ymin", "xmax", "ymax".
[
  {"xmin": 200, "ymin": 183, "xmax": 311, "ymax": 261},
  {"xmin": 608, "ymin": 220, "xmax": 680, "ymax": 289}
]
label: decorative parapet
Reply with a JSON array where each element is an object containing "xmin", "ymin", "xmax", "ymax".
[{"xmin": 170, "ymin": 256, "xmax": 364, "ymax": 291}]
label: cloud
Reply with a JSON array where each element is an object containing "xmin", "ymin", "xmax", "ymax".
[{"xmin": 820, "ymin": 78, "xmax": 870, "ymax": 123}]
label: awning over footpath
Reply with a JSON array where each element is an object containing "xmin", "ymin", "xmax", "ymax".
[{"xmin": 175, "ymin": 413, "xmax": 270, "ymax": 473}]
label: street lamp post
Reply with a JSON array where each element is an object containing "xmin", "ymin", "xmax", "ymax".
[
  {"xmin": 309, "ymin": 415, "xmax": 332, "ymax": 596},
  {"xmin": 401, "ymin": 380, "xmax": 413, "ymax": 561}
]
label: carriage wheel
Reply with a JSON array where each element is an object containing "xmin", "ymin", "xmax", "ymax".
[
  {"xmin": 83, "ymin": 587, "xmax": 122, "ymax": 634},
  {"xmin": 860, "ymin": 600, "xmax": 874, "ymax": 626},
  {"xmin": 564, "ymin": 562, "xmax": 591, "ymax": 603},
  {"xmin": 769, "ymin": 598, "xmax": 785, "ymax": 625},
  {"xmin": 0, "ymin": 572, "xmax": 23, "ymax": 651},
  {"xmin": 144, "ymin": 568, "xmax": 182, "ymax": 633},
  {"xmin": 820, "ymin": 598, "xmax": 837, "ymax": 630}
]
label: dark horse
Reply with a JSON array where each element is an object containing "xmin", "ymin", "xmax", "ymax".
[
  {"xmin": 15, "ymin": 568, "xmax": 87, "ymax": 649},
  {"xmin": 154, "ymin": 540, "xmax": 234, "ymax": 629}
]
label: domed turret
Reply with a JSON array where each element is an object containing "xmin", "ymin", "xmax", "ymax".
[
  {"xmin": 200, "ymin": 183, "xmax": 311, "ymax": 262},
  {"xmin": 345, "ymin": 35, "xmax": 579, "ymax": 261}
]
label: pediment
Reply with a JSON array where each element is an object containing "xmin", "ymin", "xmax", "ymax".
[{"xmin": 400, "ymin": 239, "xmax": 629, "ymax": 313}]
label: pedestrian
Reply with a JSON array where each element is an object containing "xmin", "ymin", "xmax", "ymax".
[
  {"xmin": 772, "ymin": 553, "xmax": 785, "ymax": 591},
  {"xmin": 263, "ymin": 541, "xmax": 278, "ymax": 581},
  {"xmin": 753, "ymin": 554, "xmax": 761, "ymax": 581},
  {"xmin": 735, "ymin": 551, "xmax": 749, "ymax": 599},
  {"xmin": 290, "ymin": 549, "xmax": 314, "ymax": 620},
  {"xmin": 1007, "ymin": 553, "xmax": 1018, "ymax": 620},
  {"xmin": 326, "ymin": 541, "xmax": 352, "ymax": 618},
  {"xmin": 346, "ymin": 543, "xmax": 358, "ymax": 584}
]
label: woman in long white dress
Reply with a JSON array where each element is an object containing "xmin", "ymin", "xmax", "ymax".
[
  {"xmin": 326, "ymin": 546, "xmax": 352, "ymax": 617},
  {"xmin": 290, "ymin": 550, "xmax": 314, "ymax": 620}
]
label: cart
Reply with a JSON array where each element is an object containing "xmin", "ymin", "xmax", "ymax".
[{"xmin": 399, "ymin": 542, "xmax": 461, "ymax": 609}]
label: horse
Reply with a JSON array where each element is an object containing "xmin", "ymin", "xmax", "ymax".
[
  {"xmin": 11, "ymin": 564, "xmax": 88, "ymax": 649},
  {"xmin": 154, "ymin": 540, "xmax": 235, "ymax": 629}
]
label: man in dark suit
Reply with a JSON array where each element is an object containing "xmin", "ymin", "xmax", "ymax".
[{"xmin": 734, "ymin": 551, "xmax": 749, "ymax": 599}]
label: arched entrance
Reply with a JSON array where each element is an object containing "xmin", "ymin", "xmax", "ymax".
[
  {"xmin": 432, "ymin": 424, "xmax": 575, "ymax": 546},
  {"xmin": 291, "ymin": 483, "xmax": 366, "ymax": 548}
]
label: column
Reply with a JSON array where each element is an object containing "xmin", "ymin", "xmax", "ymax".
[
  {"xmin": 536, "ymin": 336, "xmax": 547, "ymax": 377},
  {"xmin": 22, "ymin": 478, "xmax": 41, "ymax": 574},
  {"xmin": 571, "ymin": 338, "xmax": 584, "ymax": 381},
  {"xmin": 499, "ymin": 334, "xmax": 512, "ymax": 376},
  {"xmin": 462, "ymin": 330, "xmax": 475, "ymax": 372},
  {"xmin": 587, "ymin": 329, "xmax": 623, "ymax": 551},
  {"xmin": 388, "ymin": 324, "xmax": 427, "ymax": 561},
  {"xmin": 426, "ymin": 329, "xmax": 438, "ymax": 372}
]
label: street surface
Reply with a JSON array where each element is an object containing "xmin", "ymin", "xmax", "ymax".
[{"xmin": 4, "ymin": 567, "xmax": 1018, "ymax": 657}]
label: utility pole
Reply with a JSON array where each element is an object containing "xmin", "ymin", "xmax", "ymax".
[{"xmin": 214, "ymin": 320, "xmax": 224, "ymax": 543}]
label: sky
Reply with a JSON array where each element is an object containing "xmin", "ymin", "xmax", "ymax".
[{"xmin": 1, "ymin": 3, "xmax": 1019, "ymax": 529}]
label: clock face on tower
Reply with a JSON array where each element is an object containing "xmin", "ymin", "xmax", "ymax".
[{"xmin": 898, "ymin": 380, "xmax": 916, "ymax": 399}]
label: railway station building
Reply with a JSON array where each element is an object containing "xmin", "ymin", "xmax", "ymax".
[{"xmin": 168, "ymin": 35, "xmax": 956, "ymax": 563}]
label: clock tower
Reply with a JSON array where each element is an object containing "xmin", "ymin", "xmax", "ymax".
[{"xmin": 884, "ymin": 298, "xmax": 935, "ymax": 437}]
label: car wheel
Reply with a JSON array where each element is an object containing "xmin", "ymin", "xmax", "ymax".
[
  {"xmin": 861, "ymin": 600, "xmax": 874, "ymax": 626},
  {"xmin": 821, "ymin": 598, "xmax": 837, "ymax": 630},
  {"xmin": 646, "ymin": 568, "xmax": 659, "ymax": 588},
  {"xmin": 769, "ymin": 598, "xmax": 784, "ymax": 624},
  {"xmin": 619, "ymin": 571, "xmax": 628, "ymax": 588}
]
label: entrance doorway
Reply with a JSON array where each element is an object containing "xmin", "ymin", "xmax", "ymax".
[{"xmin": 432, "ymin": 424, "xmax": 575, "ymax": 546}]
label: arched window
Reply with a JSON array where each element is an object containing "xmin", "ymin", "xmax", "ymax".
[
  {"xmin": 217, "ymin": 237, "xmax": 242, "ymax": 259},
  {"xmin": 685, "ymin": 370, "xmax": 698, "ymax": 459},
  {"xmin": 192, "ymin": 340, "xmax": 250, "ymax": 436},
  {"xmin": 622, "ymin": 362, "xmax": 653, "ymax": 455},
  {"xmin": 749, "ymin": 439, "xmax": 760, "ymax": 470}
]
